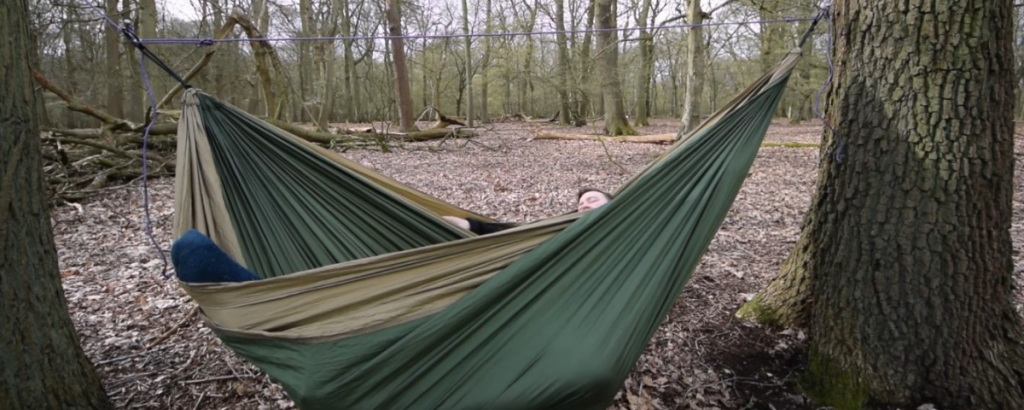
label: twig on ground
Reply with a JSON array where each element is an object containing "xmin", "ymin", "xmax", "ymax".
[
  {"xmin": 147, "ymin": 306, "xmax": 199, "ymax": 350},
  {"xmin": 181, "ymin": 375, "xmax": 242, "ymax": 385}
]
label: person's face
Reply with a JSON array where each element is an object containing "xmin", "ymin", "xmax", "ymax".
[{"xmin": 577, "ymin": 191, "xmax": 609, "ymax": 213}]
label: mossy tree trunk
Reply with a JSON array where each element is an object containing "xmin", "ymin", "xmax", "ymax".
[
  {"xmin": 739, "ymin": 1, "xmax": 1024, "ymax": 408},
  {"xmin": 1, "ymin": 0, "xmax": 113, "ymax": 407},
  {"xmin": 594, "ymin": 0, "xmax": 637, "ymax": 136}
]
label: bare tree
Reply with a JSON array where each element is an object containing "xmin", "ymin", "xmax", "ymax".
[
  {"xmin": 594, "ymin": 0, "xmax": 637, "ymax": 135},
  {"xmin": 461, "ymin": 0, "xmax": 474, "ymax": 126},
  {"xmin": 678, "ymin": 0, "xmax": 705, "ymax": 134},
  {"xmin": 552, "ymin": 0, "xmax": 573, "ymax": 125},
  {"xmin": 385, "ymin": 0, "xmax": 418, "ymax": 131},
  {"xmin": 104, "ymin": 0, "xmax": 122, "ymax": 118}
]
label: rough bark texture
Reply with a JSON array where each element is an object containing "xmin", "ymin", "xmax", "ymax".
[
  {"xmin": 385, "ymin": 0, "xmax": 418, "ymax": 132},
  {"xmin": 595, "ymin": 0, "xmax": 637, "ymax": 136},
  {"xmin": 0, "ymin": 1, "xmax": 113, "ymax": 408},
  {"xmin": 743, "ymin": 1, "xmax": 1024, "ymax": 408}
]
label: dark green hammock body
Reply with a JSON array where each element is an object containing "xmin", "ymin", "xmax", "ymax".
[{"xmin": 171, "ymin": 51, "xmax": 799, "ymax": 410}]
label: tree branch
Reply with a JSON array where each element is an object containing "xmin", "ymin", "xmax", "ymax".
[
  {"xmin": 156, "ymin": 15, "xmax": 243, "ymax": 109},
  {"xmin": 33, "ymin": 71, "xmax": 136, "ymax": 131}
]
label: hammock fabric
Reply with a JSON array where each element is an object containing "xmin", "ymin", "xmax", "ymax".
[{"xmin": 171, "ymin": 51, "xmax": 802, "ymax": 410}]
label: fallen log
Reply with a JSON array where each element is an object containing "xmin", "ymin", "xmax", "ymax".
[
  {"xmin": 530, "ymin": 130, "xmax": 676, "ymax": 144},
  {"xmin": 267, "ymin": 118, "xmax": 474, "ymax": 143},
  {"xmin": 431, "ymin": 110, "xmax": 466, "ymax": 129},
  {"xmin": 44, "ymin": 123, "xmax": 178, "ymax": 139}
]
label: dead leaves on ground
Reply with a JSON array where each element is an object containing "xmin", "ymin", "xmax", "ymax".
[{"xmin": 51, "ymin": 119, "xmax": 1022, "ymax": 409}]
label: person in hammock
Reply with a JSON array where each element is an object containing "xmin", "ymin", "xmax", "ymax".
[{"xmin": 443, "ymin": 188, "xmax": 615, "ymax": 235}]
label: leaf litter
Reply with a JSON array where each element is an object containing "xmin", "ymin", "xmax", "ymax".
[{"xmin": 51, "ymin": 119, "xmax": 1024, "ymax": 409}]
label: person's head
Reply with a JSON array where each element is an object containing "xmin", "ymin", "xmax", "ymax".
[{"xmin": 576, "ymin": 188, "xmax": 614, "ymax": 213}]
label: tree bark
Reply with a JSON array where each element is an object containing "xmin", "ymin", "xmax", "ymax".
[
  {"xmin": 0, "ymin": 1, "xmax": 113, "ymax": 407},
  {"xmin": 518, "ymin": 0, "xmax": 538, "ymax": 116},
  {"xmin": 104, "ymin": 0, "xmax": 123, "ymax": 119},
  {"xmin": 479, "ymin": 0, "xmax": 491, "ymax": 123},
  {"xmin": 739, "ymin": 1, "xmax": 1024, "ymax": 408},
  {"xmin": 385, "ymin": 0, "xmax": 418, "ymax": 132},
  {"xmin": 633, "ymin": 0, "xmax": 653, "ymax": 127},
  {"xmin": 138, "ymin": 0, "xmax": 161, "ymax": 102},
  {"xmin": 678, "ymin": 0, "xmax": 705, "ymax": 135},
  {"xmin": 594, "ymin": 0, "xmax": 636, "ymax": 135},
  {"xmin": 461, "ymin": 0, "xmax": 474, "ymax": 126},
  {"xmin": 299, "ymin": 0, "xmax": 314, "ymax": 122},
  {"xmin": 574, "ymin": 0, "xmax": 595, "ymax": 124},
  {"xmin": 341, "ymin": 0, "xmax": 356, "ymax": 121},
  {"xmin": 553, "ymin": 0, "xmax": 573, "ymax": 126}
]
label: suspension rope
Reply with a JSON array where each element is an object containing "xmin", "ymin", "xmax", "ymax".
[
  {"xmin": 83, "ymin": 0, "xmax": 172, "ymax": 278},
  {"xmin": 808, "ymin": 2, "xmax": 841, "ymax": 162},
  {"xmin": 139, "ymin": 16, "xmax": 817, "ymax": 46}
]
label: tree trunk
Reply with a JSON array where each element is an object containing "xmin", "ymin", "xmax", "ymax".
[
  {"xmin": 739, "ymin": 1, "xmax": 1024, "ymax": 408},
  {"xmin": 121, "ymin": 0, "xmax": 143, "ymax": 123},
  {"xmin": 678, "ymin": 0, "xmax": 705, "ymax": 135},
  {"xmin": 385, "ymin": 0, "xmax": 417, "ymax": 132},
  {"xmin": 553, "ymin": 0, "xmax": 573, "ymax": 126},
  {"xmin": 138, "ymin": 0, "xmax": 161, "ymax": 102},
  {"xmin": 633, "ymin": 0, "xmax": 653, "ymax": 127},
  {"xmin": 104, "ymin": 0, "xmax": 123, "ymax": 118},
  {"xmin": 341, "ymin": 0, "xmax": 355, "ymax": 122},
  {"xmin": 211, "ymin": 0, "xmax": 226, "ymax": 99},
  {"xmin": 479, "ymin": 0, "xmax": 491, "ymax": 123},
  {"xmin": 62, "ymin": 3, "xmax": 77, "ymax": 128},
  {"xmin": 432, "ymin": 38, "xmax": 450, "ymax": 112},
  {"xmin": 518, "ymin": 0, "xmax": 538, "ymax": 116},
  {"xmin": 421, "ymin": 37, "xmax": 429, "ymax": 111},
  {"xmin": 318, "ymin": 0, "xmax": 340, "ymax": 131},
  {"xmin": 299, "ymin": 0, "xmax": 314, "ymax": 122},
  {"xmin": 574, "ymin": 0, "xmax": 595, "ymax": 124},
  {"xmin": 594, "ymin": 0, "xmax": 636, "ymax": 135},
  {"xmin": 461, "ymin": 0, "xmax": 473, "ymax": 126},
  {"xmin": 0, "ymin": 1, "xmax": 113, "ymax": 408}
]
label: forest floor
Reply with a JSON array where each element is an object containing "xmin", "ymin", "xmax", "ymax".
[{"xmin": 52, "ymin": 118, "xmax": 1024, "ymax": 410}]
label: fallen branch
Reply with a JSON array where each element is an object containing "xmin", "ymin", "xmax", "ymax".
[
  {"xmin": 181, "ymin": 375, "xmax": 242, "ymax": 384},
  {"xmin": 146, "ymin": 306, "xmax": 199, "ymax": 350},
  {"xmin": 431, "ymin": 109, "xmax": 466, "ymax": 129},
  {"xmin": 34, "ymin": 71, "xmax": 136, "ymax": 130},
  {"xmin": 531, "ymin": 130, "xmax": 676, "ymax": 144},
  {"xmin": 265, "ymin": 118, "xmax": 357, "ymax": 144}
]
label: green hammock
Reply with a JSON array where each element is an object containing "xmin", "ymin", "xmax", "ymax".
[{"xmin": 171, "ymin": 50, "xmax": 801, "ymax": 410}]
